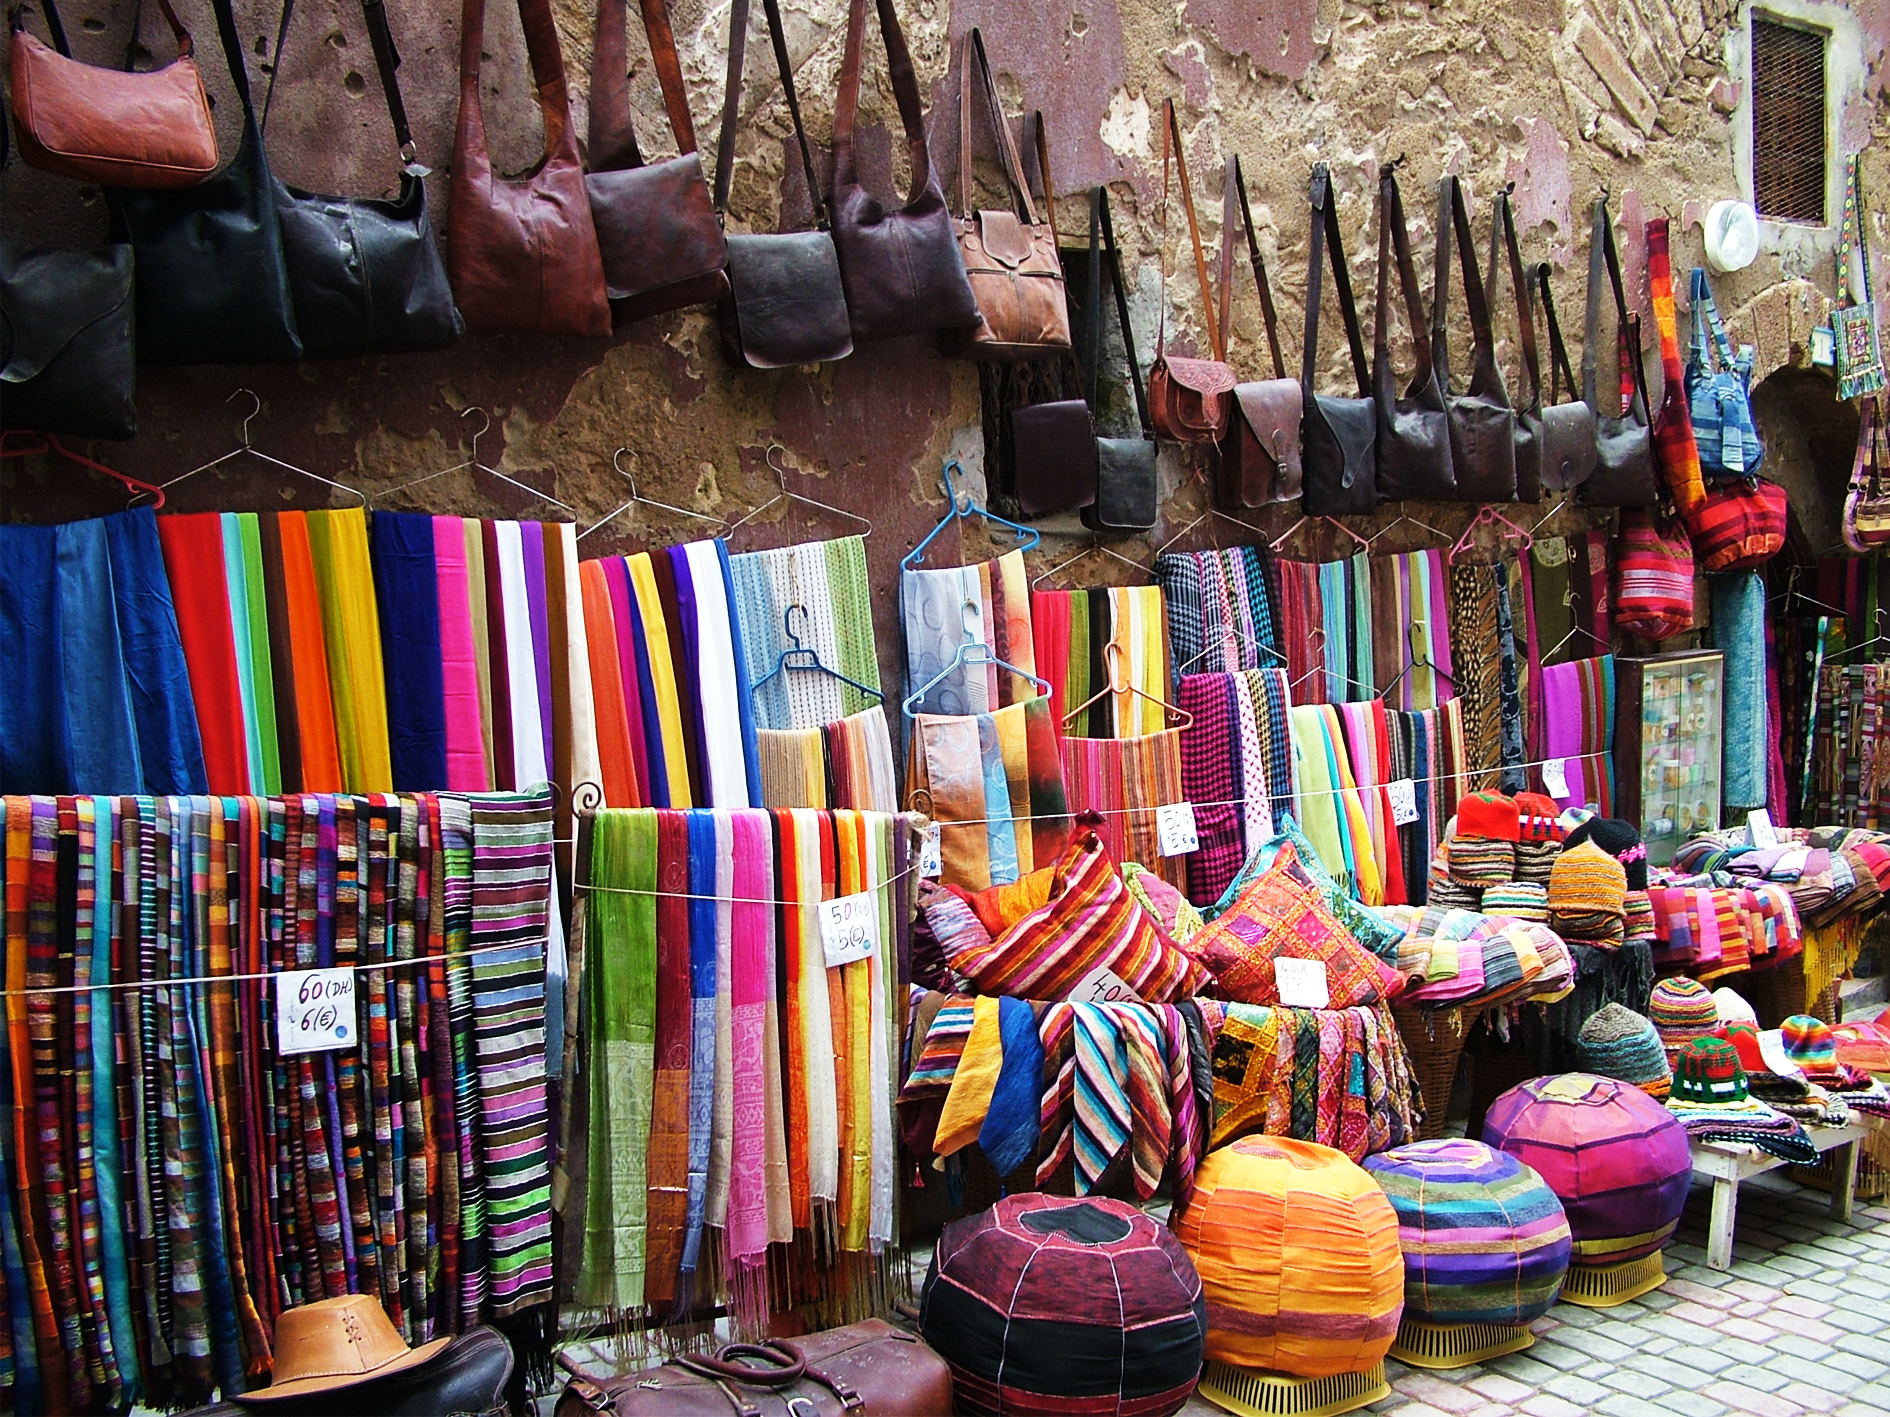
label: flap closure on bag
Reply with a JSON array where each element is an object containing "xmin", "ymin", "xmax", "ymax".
[
  {"xmin": 0, "ymin": 240, "xmax": 134, "ymax": 385},
  {"xmin": 974, "ymin": 210, "xmax": 1033, "ymax": 268},
  {"xmin": 1233, "ymin": 378, "xmax": 1302, "ymax": 464},
  {"xmin": 1158, "ymin": 355, "xmax": 1236, "ymax": 398}
]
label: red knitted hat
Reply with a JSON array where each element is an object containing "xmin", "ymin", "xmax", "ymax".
[
  {"xmin": 1714, "ymin": 1021, "xmax": 1767, "ymax": 1076},
  {"xmin": 1456, "ymin": 792, "xmax": 1521, "ymax": 843},
  {"xmin": 1513, "ymin": 793, "xmax": 1565, "ymax": 843}
]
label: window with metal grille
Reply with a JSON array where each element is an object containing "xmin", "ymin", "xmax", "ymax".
[{"xmin": 1751, "ymin": 17, "xmax": 1827, "ymax": 223}]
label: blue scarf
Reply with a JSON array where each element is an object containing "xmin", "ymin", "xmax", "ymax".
[{"xmin": 372, "ymin": 512, "xmax": 449, "ymax": 790}]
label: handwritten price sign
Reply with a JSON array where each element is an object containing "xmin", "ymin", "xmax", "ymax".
[
  {"xmin": 818, "ymin": 892, "xmax": 881, "ymax": 969},
  {"xmin": 275, "ymin": 968, "xmax": 357, "ymax": 1056}
]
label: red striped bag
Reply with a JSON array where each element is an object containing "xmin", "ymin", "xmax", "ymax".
[
  {"xmin": 1612, "ymin": 508, "xmax": 1694, "ymax": 639},
  {"xmin": 1685, "ymin": 477, "xmax": 1788, "ymax": 572}
]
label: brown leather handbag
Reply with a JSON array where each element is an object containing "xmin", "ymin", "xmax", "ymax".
[
  {"xmin": 829, "ymin": 0, "xmax": 980, "ymax": 344},
  {"xmin": 941, "ymin": 28, "xmax": 1069, "ymax": 360},
  {"xmin": 710, "ymin": 0, "xmax": 852, "ymax": 368},
  {"xmin": 554, "ymin": 1321, "xmax": 954, "ymax": 1417},
  {"xmin": 1527, "ymin": 260, "xmax": 1599, "ymax": 496},
  {"xmin": 586, "ymin": 0, "xmax": 728, "ymax": 321},
  {"xmin": 448, "ymin": 0, "xmax": 611, "ymax": 336},
  {"xmin": 1578, "ymin": 197, "xmax": 1660, "ymax": 507},
  {"xmin": 1432, "ymin": 174, "xmax": 1516, "ymax": 502},
  {"xmin": 1373, "ymin": 162, "xmax": 1454, "ymax": 501},
  {"xmin": 1215, "ymin": 154, "xmax": 1302, "ymax": 506},
  {"xmin": 1148, "ymin": 99, "xmax": 1234, "ymax": 444},
  {"xmin": 1300, "ymin": 162, "xmax": 1377, "ymax": 516},
  {"xmin": 8, "ymin": 0, "xmax": 217, "ymax": 189}
]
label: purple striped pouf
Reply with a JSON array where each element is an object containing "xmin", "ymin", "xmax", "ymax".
[{"xmin": 1480, "ymin": 1073, "xmax": 1691, "ymax": 1267}]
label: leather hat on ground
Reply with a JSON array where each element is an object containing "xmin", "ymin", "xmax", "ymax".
[{"xmin": 238, "ymin": 1295, "xmax": 452, "ymax": 1403}]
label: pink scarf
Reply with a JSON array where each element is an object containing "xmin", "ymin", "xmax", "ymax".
[{"xmin": 433, "ymin": 516, "xmax": 491, "ymax": 790}]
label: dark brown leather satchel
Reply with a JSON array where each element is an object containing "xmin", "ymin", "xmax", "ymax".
[
  {"xmin": 448, "ymin": 0, "xmax": 611, "ymax": 336},
  {"xmin": 1432, "ymin": 173, "xmax": 1517, "ymax": 502},
  {"xmin": 1300, "ymin": 162, "xmax": 1377, "ymax": 516},
  {"xmin": 1148, "ymin": 99, "xmax": 1234, "ymax": 444},
  {"xmin": 829, "ymin": 0, "xmax": 980, "ymax": 344},
  {"xmin": 1484, "ymin": 188, "xmax": 1546, "ymax": 501},
  {"xmin": 586, "ymin": 0, "xmax": 728, "ymax": 321},
  {"xmin": 1578, "ymin": 196, "xmax": 1659, "ymax": 507},
  {"xmin": 1527, "ymin": 258, "xmax": 1600, "ymax": 497},
  {"xmin": 8, "ymin": 0, "xmax": 217, "ymax": 189},
  {"xmin": 554, "ymin": 1320, "xmax": 954, "ymax": 1417},
  {"xmin": 1215, "ymin": 154, "xmax": 1302, "ymax": 507},
  {"xmin": 711, "ymin": 0, "xmax": 851, "ymax": 368},
  {"xmin": 942, "ymin": 28, "xmax": 1069, "ymax": 360},
  {"xmin": 1373, "ymin": 162, "xmax": 1455, "ymax": 501}
]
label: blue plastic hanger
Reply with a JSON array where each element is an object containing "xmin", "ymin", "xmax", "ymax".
[
  {"xmin": 750, "ymin": 604, "xmax": 885, "ymax": 705},
  {"xmin": 900, "ymin": 458, "xmax": 1041, "ymax": 571},
  {"xmin": 903, "ymin": 636, "xmax": 1052, "ymax": 718}
]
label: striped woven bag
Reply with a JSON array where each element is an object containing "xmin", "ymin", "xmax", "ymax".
[{"xmin": 1612, "ymin": 508, "xmax": 1693, "ymax": 639}]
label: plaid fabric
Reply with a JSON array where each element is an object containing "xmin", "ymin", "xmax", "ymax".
[
  {"xmin": 1613, "ymin": 510, "xmax": 1694, "ymax": 639},
  {"xmin": 1686, "ymin": 479, "xmax": 1788, "ymax": 573},
  {"xmin": 1178, "ymin": 674, "xmax": 1246, "ymax": 905}
]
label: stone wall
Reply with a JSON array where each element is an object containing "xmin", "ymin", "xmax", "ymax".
[{"xmin": 4, "ymin": 0, "xmax": 1888, "ymax": 682}]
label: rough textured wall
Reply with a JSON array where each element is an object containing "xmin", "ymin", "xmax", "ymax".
[{"xmin": 5, "ymin": 0, "xmax": 1889, "ymax": 684}]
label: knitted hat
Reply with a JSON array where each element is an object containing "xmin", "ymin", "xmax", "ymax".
[
  {"xmin": 1578, "ymin": 1004, "xmax": 1673, "ymax": 1098},
  {"xmin": 1670, "ymin": 1037, "xmax": 1748, "ymax": 1105},
  {"xmin": 1713, "ymin": 988, "xmax": 1758, "ymax": 1028},
  {"xmin": 1715, "ymin": 1021, "xmax": 1768, "ymax": 1076},
  {"xmin": 1622, "ymin": 890, "xmax": 1656, "ymax": 943},
  {"xmin": 1564, "ymin": 817, "xmax": 1649, "ymax": 891},
  {"xmin": 1457, "ymin": 792, "xmax": 1522, "ymax": 843},
  {"xmin": 1649, "ymin": 977, "xmax": 1720, "ymax": 1057},
  {"xmin": 1427, "ymin": 878, "xmax": 1484, "ymax": 911},
  {"xmin": 1481, "ymin": 882, "xmax": 1550, "ymax": 923},
  {"xmin": 1781, "ymin": 1016, "xmax": 1849, "ymax": 1083},
  {"xmin": 1514, "ymin": 793, "xmax": 1566, "ymax": 844},
  {"xmin": 1447, "ymin": 835, "xmax": 1518, "ymax": 888},
  {"xmin": 1513, "ymin": 840, "xmax": 1562, "ymax": 886},
  {"xmin": 1548, "ymin": 842, "xmax": 1627, "ymax": 919}
]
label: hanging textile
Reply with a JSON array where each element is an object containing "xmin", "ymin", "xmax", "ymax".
[
  {"xmin": 1710, "ymin": 572, "xmax": 1769, "ymax": 812},
  {"xmin": 906, "ymin": 699, "xmax": 1071, "ymax": 891},
  {"xmin": 902, "ymin": 549, "xmax": 1037, "ymax": 716},
  {"xmin": 1448, "ymin": 560, "xmax": 1506, "ymax": 791},
  {"xmin": 1152, "ymin": 546, "xmax": 1281, "ymax": 684},
  {"xmin": 727, "ymin": 536, "xmax": 881, "ymax": 731},
  {"xmin": 1029, "ymin": 585, "xmax": 1172, "ymax": 739},
  {"xmin": 1539, "ymin": 655, "xmax": 1616, "ymax": 814},
  {"xmin": 1370, "ymin": 549, "xmax": 1454, "ymax": 711},
  {"xmin": 1530, "ymin": 538, "xmax": 1577, "ymax": 667},
  {"xmin": 0, "ymin": 508, "xmax": 207, "ymax": 798},
  {"xmin": 1058, "ymin": 729, "xmax": 1189, "ymax": 886},
  {"xmin": 755, "ymin": 706, "xmax": 900, "ymax": 813}
]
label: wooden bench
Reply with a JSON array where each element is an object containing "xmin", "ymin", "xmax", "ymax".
[{"xmin": 1690, "ymin": 1122, "xmax": 1867, "ymax": 1271}]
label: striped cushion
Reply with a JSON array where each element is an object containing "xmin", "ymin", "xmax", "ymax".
[{"xmin": 938, "ymin": 830, "xmax": 1210, "ymax": 1003}]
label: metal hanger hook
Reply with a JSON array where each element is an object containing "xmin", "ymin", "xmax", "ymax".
[
  {"xmin": 228, "ymin": 388, "xmax": 263, "ymax": 448},
  {"xmin": 765, "ymin": 443, "xmax": 792, "ymax": 487},
  {"xmin": 785, "ymin": 602, "xmax": 811, "ymax": 651},
  {"xmin": 461, "ymin": 406, "xmax": 491, "ymax": 461},
  {"xmin": 611, "ymin": 448, "xmax": 639, "ymax": 499}
]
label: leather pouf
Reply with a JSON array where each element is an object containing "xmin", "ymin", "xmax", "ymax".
[
  {"xmin": 1481, "ymin": 1072, "xmax": 1691, "ymax": 1266},
  {"xmin": 1174, "ymin": 1136, "xmax": 1404, "ymax": 1378},
  {"xmin": 921, "ymin": 1193, "xmax": 1207, "ymax": 1416},
  {"xmin": 1362, "ymin": 1138, "xmax": 1572, "ymax": 1327}
]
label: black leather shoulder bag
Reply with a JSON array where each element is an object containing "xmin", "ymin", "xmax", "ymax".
[
  {"xmin": 1433, "ymin": 172, "xmax": 1516, "ymax": 502},
  {"xmin": 1300, "ymin": 162, "xmax": 1376, "ymax": 516},
  {"xmin": 1080, "ymin": 185, "xmax": 1158, "ymax": 533},
  {"xmin": 111, "ymin": 0, "xmax": 302, "ymax": 364},
  {"xmin": 1373, "ymin": 162, "xmax": 1454, "ymax": 502},
  {"xmin": 1578, "ymin": 195, "xmax": 1659, "ymax": 507},
  {"xmin": 264, "ymin": 0, "xmax": 462, "ymax": 358}
]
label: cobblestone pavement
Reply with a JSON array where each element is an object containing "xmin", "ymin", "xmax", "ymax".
[{"xmin": 1175, "ymin": 1169, "xmax": 1890, "ymax": 1417}]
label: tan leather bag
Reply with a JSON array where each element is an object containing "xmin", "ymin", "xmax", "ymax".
[
  {"xmin": 8, "ymin": 0, "xmax": 217, "ymax": 189},
  {"xmin": 1148, "ymin": 99, "xmax": 1234, "ymax": 444},
  {"xmin": 942, "ymin": 29, "xmax": 1069, "ymax": 360}
]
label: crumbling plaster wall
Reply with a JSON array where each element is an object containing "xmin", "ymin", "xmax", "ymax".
[{"xmin": 5, "ymin": 0, "xmax": 1890, "ymax": 682}]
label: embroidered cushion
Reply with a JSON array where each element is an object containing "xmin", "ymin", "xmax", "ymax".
[
  {"xmin": 936, "ymin": 830, "xmax": 1211, "ymax": 1003},
  {"xmin": 1191, "ymin": 843, "xmax": 1406, "ymax": 1008}
]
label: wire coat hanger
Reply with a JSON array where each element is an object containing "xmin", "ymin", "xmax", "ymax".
[
  {"xmin": 901, "ymin": 458, "xmax": 1038, "ymax": 570},
  {"xmin": 902, "ymin": 625, "xmax": 1051, "ymax": 718},
  {"xmin": 1449, "ymin": 504, "xmax": 1533, "ymax": 562},
  {"xmin": 1061, "ymin": 641, "xmax": 1193, "ymax": 729},
  {"xmin": 578, "ymin": 448, "xmax": 728, "ymax": 541},
  {"xmin": 0, "ymin": 433, "xmax": 166, "ymax": 509},
  {"xmin": 165, "ymin": 390, "xmax": 367, "ymax": 506},
  {"xmin": 376, "ymin": 407, "xmax": 574, "ymax": 515},
  {"xmin": 1269, "ymin": 514, "xmax": 1367, "ymax": 557},
  {"xmin": 1030, "ymin": 537, "xmax": 1151, "ymax": 587},
  {"xmin": 1154, "ymin": 505, "xmax": 1264, "ymax": 559},
  {"xmin": 728, "ymin": 445, "xmax": 872, "ymax": 539},
  {"xmin": 749, "ymin": 603, "xmax": 885, "ymax": 704}
]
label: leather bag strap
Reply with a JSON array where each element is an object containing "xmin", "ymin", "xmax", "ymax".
[
  {"xmin": 28, "ymin": 0, "xmax": 190, "ymax": 60},
  {"xmin": 1431, "ymin": 173, "xmax": 1496, "ymax": 392},
  {"xmin": 678, "ymin": 1342, "xmax": 807, "ymax": 1386},
  {"xmin": 712, "ymin": 0, "xmax": 823, "ymax": 225},
  {"xmin": 1581, "ymin": 197, "xmax": 1648, "ymax": 418},
  {"xmin": 1032, "ymin": 111, "xmax": 1057, "ymax": 237},
  {"xmin": 459, "ymin": 0, "xmax": 577, "ymax": 170},
  {"xmin": 1217, "ymin": 154, "xmax": 1288, "ymax": 381},
  {"xmin": 1156, "ymin": 99, "xmax": 1224, "ymax": 362},
  {"xmin": 1099, "ymin": 188, "xmax": 1153, "ymax": 435},
  {"xmin": 1537, "ymin": 263, "xmax": 1580, "ymax": 406},
  {"xmin": 1375, "ymin": 162, "xmax": 1434, "ymax": 383},
  {"xmin": 205, "ymin": 0, "xmax": 259, "ymax": 118},
  {"xmin": 263, "ymin": 0, "xmax": 413, "ymax": 159},
  {"xmin": 955, "ymin": 28, "xmax": 1037, "ymax": 224},
  {"xmin": 1303, "ymin": 162, "xmax": 1371, "ymax": 398},
  {"xmin": 1488, "ymin": 189, "xmax": 1542, "ymax": 411},
  {"xmin": 590, "ymin": 0, "xmax": 698, "ymax": 174},
  {"xmin": 832, "ymin": 0, "xmax": 931, "ymax": 199},
  {"xmin": 1082, "ymin": 185, "xmax": 1105, "ymax": 409}
]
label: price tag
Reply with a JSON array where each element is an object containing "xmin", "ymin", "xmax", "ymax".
[
  {"xmin": 1157, "ymin": 802, "xmax": 1200, "ymax": 857},
  {"xmin": 1274, "ymin": 957, "xmax": 1330, "ymax": 1009},
  {"xmin": 1747, "ymin": 809, "xmax": 1779, "ymax": 849},
  {"xmin": 275, "ymin": 968, "xmax": 357, "ymax": 1056},
  {"xmin": 1386, "ymin": 779, "xmax": 1419, "ymax": 826},
  {"xmin": 918, "ymin": 824, "xmax": 943, "ymax": 879},
  {"xmin": 818, "ymin": 891, "xmax": 881, "ymax": 968},
  {"xmin": 1541, "ymin": 757, "xmax": 1570, "ymax": 798},
  {"xmin": 1070, "ymin": 964, "xmax": 1144, "ymax": 1006}
]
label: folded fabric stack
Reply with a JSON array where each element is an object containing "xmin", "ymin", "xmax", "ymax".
[
  {"xmin": 1394, "ymin": 908, "xmax": 1574, "ymax": 1009},
  {"xmin": 1548, "ymin": 840, "xmax": 1628, "ymax": 946},
  {"xmin": 1578, "ymin": 1003, "xmax": 1674, "ymax": 1098},
  {"xmin": 1666, "ymin": 1038, "xmax": 1820, "ymax": 1163},
  {"xmin": 1670, "ymin": 826, "xmax": 1890, "ymax": 931},
  {"xmin": 1483, "ymin": 882, "xmax": 1550, "ymax": 922},
  {"xmin": 1644, "ymin": 881, "xmax": 1803, "ymax": 976}
]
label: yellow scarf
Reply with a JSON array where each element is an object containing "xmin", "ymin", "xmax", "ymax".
[
  {"xmin": 626, "ymin": 553, "xmax": 693, "ymax": 808},
  {"xmin": 934, "ymin": 995, "xmax": 1004, "ymax": 1159},
  {"xmin": 306, "ymin": 507, "xmax": 392, "ymax": 791}
]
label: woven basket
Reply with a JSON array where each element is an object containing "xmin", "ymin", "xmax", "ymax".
[
  {"xmin": 1392, "ymin": 1004, "xmax": 1470, "ymax": 1141},
  {"xmin": 1747, "ymin": 957, "xmax": 1811, "ymax": 1028},
  {"xmin": 1792, "ymin": 1150, "xmax": 1890, "ymax": 1201}
]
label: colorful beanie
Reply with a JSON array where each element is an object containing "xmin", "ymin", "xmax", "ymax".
[
  {"xmin": 1448, "ymin": 835, "xmax": 1518, "ymax": 888},
  {"xmin": 1622, "ymin": 890, "xmax": 1656, "ymax": 944},
  {"xmin": 1781, "ymin": 1015, "xmax": 1850, "ymax": 1083},
  {"xmin": 1649, "ymin": 977, "xmax": 1720, "ymax": 1057},
  {"xmin": 1565, "ymin": 816, "xmax": 1650, "ymax": 891},
  {"xmin": 1513, "ymin": 840, "xmax": 1562, "ymax": 886},
  {"xmin": 1548, "ymin": 841, "xmax": 1628, "ymax": 919},
  {"xmin": 1670, "ymin": 1037, "xmax": 1749, "ymax": 1104},
  {"xmin": 1514, "ymin": 793, "xmax": 1566, "ymax": 844},
  {"xmin": 1481, "ymin": 882, "xmax": 1550, "ymax": 923},
  {"xmin": 1457, "ymin": 792, "xmax": 1522, "ymax": 843},
  {"xmin": 1578, "ymin": 1003, "xmax": 1673, "ymax": 1097},
  {"xmin": 1713, "ymin": 988, "xmax": 1758, "ymax": 1028}
]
